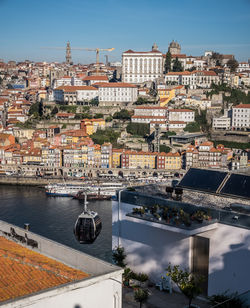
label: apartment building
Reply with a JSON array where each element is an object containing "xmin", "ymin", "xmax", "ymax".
[
  {"xmin": 54, "ymin": 86, "xmax": 98, "ymax": 104},
  {"xmin": 185, "ymin": 142, "xmax": 232, "ymax": 169},
  {"xmin": 168, "ymin": 109, "xmax": 195, "ymax": 123},
  {"xmin": 122, "ymin": 44, "xmax": 163, "ymax": 84},
  {"xmin": 98, "ymin": 82, "xmax": 138, "ymax": 106},
  {"xmin": 41, "ymin": 146, "xmax": 62, "ymax": 168},
  {"xmin": 101, "ymin": 143, "xmax": 112, "ymax": 168},
  {"xmin": 232, "ymin": 104, "xmax": 250, "ymax": 130},
  {"xmin": 134, "ymin": 106, "xmax": 168, "ymax": 117},
  {"xmin": 165, "ymin": 71, "xmax": 219, "ymax": 89},
  {"xmin": 237, "ymin": 62, "xmax": 250, "ymax": 72},
  {"xmin": 132, "ymin": 106, "xmax": 168, "ymax": 125},
  {"xmin": 212, "ymin": 115, "xmax": 231, "ymax": 130},
  {"xmin": 121, "ymin": 151, "xmax": 157, "ymax": 169},
  {"xmin": 157, "ymin": 152, "xmax": 181, "ymax": 170}
]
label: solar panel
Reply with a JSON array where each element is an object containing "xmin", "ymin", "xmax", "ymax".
[
  {"xmin": 179, "ymin": 168, "xmax": 228, "ymax": 193},
  {"xmin": 220, "ymin": 174, "xmax": 250, "ymax": 199}
]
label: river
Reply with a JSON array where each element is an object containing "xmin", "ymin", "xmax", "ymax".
[{"xmin": 0, "ymin": 185, "xmax": 112, "ymax": 262}]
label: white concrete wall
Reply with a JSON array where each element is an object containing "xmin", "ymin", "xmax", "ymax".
[
  {"xmin": 112, "ymin": 200, "xmax": 250, "ymax": 296},
  {"xmin": 112, "ymin": 200, "xmax": 191, "ymax": 282},
  {"xmin": 4, "ymin": 273, "xmax": 122, "ymax": 308},
  {"xmin": 202, "ymin": 224, "xmax": 250, "ymax": 296}
]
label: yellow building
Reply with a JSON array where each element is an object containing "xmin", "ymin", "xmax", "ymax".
[
  {"xmin": 81, "ymin": 119, "xmax": 106, "ymax": 135},
  {"xmin": 165, "ymin": 152, "xmax": 181, "ymax": 170},
  {"xmin": 127, "ymin": 151, "xmax": 157, "ymax": 169},
  {"xmin": 94, "ymin": 144, "xmax": 101, "ymax": 168},
  {"xmin": 158, "ymin": 88, "xmax": 176, "ymax": 106},
  {"xmin": 112, "ymin": 149, "xmax": 123, "ymax": 168},
  {"xmin": 22, "ymin": 149, "xmax": 42, "ymax": 164}
]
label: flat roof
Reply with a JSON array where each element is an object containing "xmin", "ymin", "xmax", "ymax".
[
  {"xmin": 169, "ymin": 133, "xmax": 206, "ymax": 139},
  {"xmin": 0, "ymin": 236, "xmax": 89, "ymax": 303}
]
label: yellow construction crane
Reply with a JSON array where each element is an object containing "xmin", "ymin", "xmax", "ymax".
[{"xmin": 41, "ymin": 43, "xmax": 114, "ymax": 73}]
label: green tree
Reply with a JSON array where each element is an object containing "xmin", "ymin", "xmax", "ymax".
[
  {"xmin": 29, "ymin": 102, "xmax": 40, "ymax": 118},
  {"xmin": 126, "ymin": 123, "xmax": 150, "ymax": 137},
  {"xmin": 91, "ymin": 128, "xmax": 120, "ymax": 145},
  {"xmin": 227, "ymin": 59, "xmax": 238, "ymax": 73},
  {"xmin": 94, "ymin": 113, "xmax": 103, "ymax": 119},
  {"xmin": 184, "ymin": 122, "xmax": 200, "ymax": 133},
  {"xmin": 105, "ymin": 115, "xmax": 113, "ymax": 122},
  {"xmin": 166, "ymin": 264, "xmax": 203, "ymax": 308},
  {"xmin": 159, "ymin": 145, "xmax": 171, "ymax": 153},
  {"xmin": 165, "ymin": 51, "xmax": 172, "ymax": 73},
  {"xmin": 113, "ymin": 109, "xmax": 131, "ymax": 120},
  {"xmin": 112, "ymin": 246, "xmax": 126, "ymax": 268},
  {"xmin": 134, "ymin": 288, "xmax": 149, "ymax": 308},
  {"xmin": 89, "ymin": 98, "xmax": 99, "ymax": 106},
  {"xmin": 51, "ymin": 106, "xmax": 58, "ymax": 116},
  {"xmin": 172, "ymin": 57, "xmax": 183, "ymax": 72}
]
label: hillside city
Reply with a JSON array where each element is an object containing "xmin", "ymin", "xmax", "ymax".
[{"xmin": 0, "ymin": 41, "xmax": 249, "ymax": 179}]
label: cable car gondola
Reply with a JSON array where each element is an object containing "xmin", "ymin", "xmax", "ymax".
[{"xmin": 73, "ymin": 191, "xmax": 102, "ymax": 244}]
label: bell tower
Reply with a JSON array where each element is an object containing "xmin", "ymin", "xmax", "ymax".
[{"xmin": 66, "ymin": 41, "xmax": 72, "ymax": 64}]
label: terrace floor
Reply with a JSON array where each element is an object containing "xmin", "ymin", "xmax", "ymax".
[{"xmin": 123, "ymin": 286, "xmax": 211, "ymax": 308}]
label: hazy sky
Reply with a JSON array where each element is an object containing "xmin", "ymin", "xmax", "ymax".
[{"xmin": 0, "ymin": 0, "xmax": 250, "ymax": 63}]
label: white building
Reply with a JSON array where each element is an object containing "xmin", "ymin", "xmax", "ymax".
[
  {"xmin": 213, "ymin": 110, "xmax": 232, "ymax": 130},
  {"xmin": 168, "ymin": 121, "xmax": 186, "ymax": 130},
  {"xmin": 165, "ymin": 71, "xmax": 219, "ymax": 89},
  {"xmin": 112, "ymin": 186, "xmax": 250, "ymax": 297},
  {"xmin": 134, "ymin": 106, "xmax": 168, "ymax": 117},
  {"xmin": 168, "ymin": 109, "xmax": 195, "ymax": 123},
  {"xmin": 98, "ymin": 82, "xmax": 138, "ymax": 106},
  {"xmin": 0, "ymin": 220, "xmax": 123, "ymax": 308},
  {"xmin": 132, "ymin": 115, "xmax": 167, "ymax": 124},
  {"xmin": 232, "ymin": 104, "xmax": 250, "ymax": 130},
  {"xmin": 122, "ymin": 43, "xmax": 163, "ymax": 84},
  {"xmin": 237, "ymin": 62, "xmax": 250, "ymax": 72},
  {"xmin": 53, "ymin": 76, "xmax": 72, "ymax": 89},
  {"xmin": 82, "ymin": 75, "xmax": 109, "ymax": 86},
  {"xmin": 54, "ymin": 86, "xmax": 98, "ymax": 104}
]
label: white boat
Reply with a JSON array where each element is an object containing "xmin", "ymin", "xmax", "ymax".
[{"xmin": 45, "ymin": 182, "xmax": 126, "ymax": 197}]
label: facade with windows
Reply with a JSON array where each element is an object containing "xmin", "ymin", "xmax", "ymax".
[
  {"xmin": 122, "ymin": 44, "xmax": 163, "ymax": 84},
  {"xmin": 232, "ymin": 104, "xmax": 250, "ymax": 130},
  {"xmin": 98, "ymin": 83, "xmax": 137, "ymax": 105}
]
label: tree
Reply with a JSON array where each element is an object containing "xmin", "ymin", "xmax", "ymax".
[
  {"xmin": 166, "ymin": 264, "xmax": 203, "ymax": 308},
  {"xmin": 172, "ymin": 57, "xmax": 183, "ymax": 72},
  {"xmin": 227, "ymin": 59, "xmax": 239, "ymax": 73},
  {"xmin": 94, "ymin": 113, "xmax": 103, "ymax": 119},
  {"xmin": 165, "ymin": 51, "xmax": 172, "ymax": 73},
  {"xmin": 51, "ymin": 106, "xmax": 58, "ymax": 116},
  {"xmin": 113, "ymin": 109, "xmax": 131, "ymax": 120},
  {"xmin": 112, "ymin": 246, "xmax": 126, "ymax": 268},
  {"xmin": 126, "ymin": 123, "xmax": 150, "ymax": 137},
  {"xmin": 91, "ymin": 128, "xmax": 120, "ymax": 145},
  {"xmin": 184, "ymin": 122, "xmax": 200, "ymax": 133},
  {"xmin": 134, "ymin": 288, "xmax": 149, "ymax": 308},
  {"xmin": 159, "ymin": 145, "xmax": 171, "ymax": 153}
]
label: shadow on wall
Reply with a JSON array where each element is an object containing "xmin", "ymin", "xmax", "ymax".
[
  {"xmin": 208, "ymin": 234, "xmax": 250, "ymax": 296},
  {"xmin": 112, "ymin": 219, "xmax": 190, "ymax": 282}
]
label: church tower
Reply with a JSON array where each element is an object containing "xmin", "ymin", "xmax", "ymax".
[{"xmin": 66, "ymin": 41, "xmax": 72, "ymax": 64}]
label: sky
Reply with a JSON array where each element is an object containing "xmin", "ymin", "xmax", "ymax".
[{"xmin": 0, "ymin": 0, "xmax": 250, "ymax": 64}]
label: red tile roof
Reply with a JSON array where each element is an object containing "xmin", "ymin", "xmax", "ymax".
[
  {"xmin": 234, "ymin": 104, "xmax": 250, "ymax": 109},
  {"xmin": 0, "ymin": 236, "xmax": 89, "ymax": 303}
]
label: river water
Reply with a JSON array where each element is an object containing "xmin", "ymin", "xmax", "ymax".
[{"xmin": 0, "ymin": 185, "xmax": 112, "ymax": 262}]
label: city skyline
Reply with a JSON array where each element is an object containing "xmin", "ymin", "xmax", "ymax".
[{"xmin": 0, "ymin": 0, "xmax": 250, "ymax": 63}]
